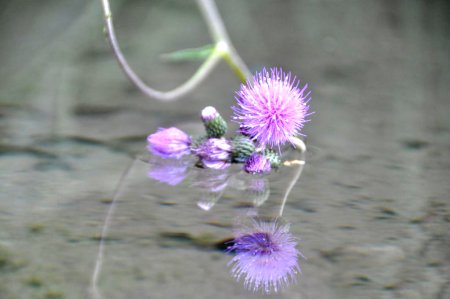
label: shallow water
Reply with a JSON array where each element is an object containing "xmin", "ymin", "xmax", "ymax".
[{"xmin": 1, "ymin": 0, "xmax": 450, "ymax": 298}]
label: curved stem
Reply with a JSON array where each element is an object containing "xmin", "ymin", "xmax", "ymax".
[
  {"xmin": 279, "ymin": 138, "xmax": 306, "ymax": 217},
  {"xmin": 100, "ymin": 0, "xmax": 250, "ymax": 101},
  {"xmin": 101, "ymin": 0, "xmax": 223, "ymax": 101}
]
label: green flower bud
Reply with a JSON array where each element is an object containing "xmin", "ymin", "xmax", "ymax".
[{"xmin": 201, "ymin": 106, "xmax": 227, "ymax": 138}]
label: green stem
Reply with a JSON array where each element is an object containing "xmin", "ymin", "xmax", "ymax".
[
  {"xmin": 196, "ymin": 0, "xmax": 250, "ymax": 81},
  {"xmin": 100, "ymin": 0, "xmax": 250, "ymax": 101},
  {"xmin": 222, "ymin": 52, "xmax": 249, "ymax": 83},
  {"xmin": 213, "ymin": 41, "xmax": 248, "ymax": 83}
]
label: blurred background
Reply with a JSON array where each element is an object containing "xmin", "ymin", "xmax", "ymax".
[{"xmin": 0, "ymin": 0, "xmax": 449, "ymax": 298}]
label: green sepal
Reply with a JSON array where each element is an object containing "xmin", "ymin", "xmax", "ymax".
[
  {"xmin": 204, "ymin": 116, "xmax": 227, "ymax": 138},
  {"xmin": 231, "ymin": 135, "xmax": 255, "ymax": 163}
]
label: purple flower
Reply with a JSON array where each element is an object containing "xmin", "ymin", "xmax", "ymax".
[
  {"xmin": 232, "ymin": 68, "xmax": 311, "ymax": 149},
  {"xmin": 193, "ymin": 138, "xmax": 232, "ymax": 170},
  {"xmin": 227, "ymin": 220, "xmax": 303, "ymax": 294},
  {"xmin": 147, "ymin": 159, "xmax": 188, "ymax": 186},
  {"xmin": 147, "ymin": 127, "xmax": 191, "ymax": 159},
  {"xmin": 244, "ymin": 153, "xmax": 271, "ymax": 174}
]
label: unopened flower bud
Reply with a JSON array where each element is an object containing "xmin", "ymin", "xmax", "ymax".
[
  {"xmin": 201, "ymin": 106, "xmax": 227, "ymax": 138},
  {"xmin": 146, "ymin": 127, "xmax": 191, "ymax": 159}
]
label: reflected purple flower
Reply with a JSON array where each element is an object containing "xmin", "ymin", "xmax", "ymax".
[
  {"xmin": 147, "ymin": 127, "xmax": 191, "ymax": 159},
  {"xmin": 147, "ymin": 159, "xmax": 189, "ymax": 186},
  {"xmin": 247, "ymin": 178, "xmax": 270, "ymax": 207},
  {"xmin": 192, "ymin": 170, "xmax": 229, "ymax": 211},
  {"xmin": 193, "ymin": 138, "xmax": 232, "ymax": 170},
  {"xmin": 227, "ymin": 219, "xmax": 303, "ymax": 294}
]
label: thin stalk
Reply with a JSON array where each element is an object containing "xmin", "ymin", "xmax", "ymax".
[
  {"xmin": 196, "ymin": 0, "xmax": 251, "ymax": 82},
  {"xmin": 100, "ymin": 0, "xmax": 250, "ymax": 101},
  {"xmin": 90, "ymin": 158, "xmax": 137, "ymax": 299},
  {"xmin": 221, "ymin": 50, "xmax": 249, "ymax": 83},
  {"xmin": 100, "ymin": 0, "xmax": 222, "ymax": 101},
  {"xmin": 279, "ymin": 137, "xmax": 306, "ymax": 217}
]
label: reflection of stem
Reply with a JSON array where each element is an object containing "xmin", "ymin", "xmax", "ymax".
[
  {"xmin": 90, "ymin": 158, "xmax": 137, "ymax": 299},
  {"xmin": 279, "ymin": 137, "xmax": 306, "ymax": 217},
  {"xmin": 99, "ymin": 0, "xmax": 250, "ymax": 101}
]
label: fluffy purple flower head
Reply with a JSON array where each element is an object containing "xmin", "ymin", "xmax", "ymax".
[
  {"xmin": 147, "ymin": 127, "xmax": 191, "ymax": 159},
  {"xmin": 233, "ymin": 68, "xmax": 311, "ymax": 150},
  {"xmin": 193, "ymin": 138, "xmax": 232, "ymax": 170},
  {"xmin": 227, "ymin": 220, "xmax": 303, "ymax": 294},
  {"xmin": 244, "ymin": 153, "xmax": 271, "ymax": 174}
]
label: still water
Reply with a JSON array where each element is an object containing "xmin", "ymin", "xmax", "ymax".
[{"xmin": 1, "ymin": 0, "xmax": 449, "ymax": 298}]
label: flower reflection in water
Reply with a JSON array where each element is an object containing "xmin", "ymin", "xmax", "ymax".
[
  {"xmin": 147, "ymin": 158, "xmax": 189, "ymax": 186},
  {"xmin": 192, "ymin": 170, "xmax": 230, "ymax": 211},
  {"xmin": 246, "ymin": 178, "xmax": 270, "ymax": 207},
  {"xmin": 146, "ymin": 140, "xmax": 307, "ymax": 294},
  {"xmin": 227, "ymin": 219, "xmax": 304, "ymax": 294}
]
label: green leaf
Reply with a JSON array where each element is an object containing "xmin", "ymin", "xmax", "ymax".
[{"xmin": 161, "ymin": 44, "xmax": 215, "ymax": 62}]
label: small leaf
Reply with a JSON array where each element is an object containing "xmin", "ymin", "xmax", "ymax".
[{"xmin": 161, "ymin": 44, "xmax": 215, "ymax": 62}]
